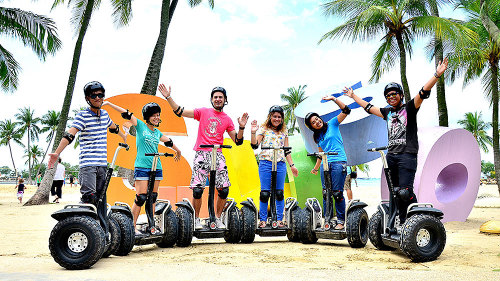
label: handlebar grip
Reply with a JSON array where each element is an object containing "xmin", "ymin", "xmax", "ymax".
[
  {"xmin": 199, "ymin": 144, "xmax": 232, "ymax": 149},
  {"xmin": 145, "ymin": 153, "xmax": 156, "ymax": 156},
  {"xmin": 307, "ymin": 153, "xmax": 317, "ymax": 157},
  {"xmin": 163, "ymin": 153, "xmax": 174, "ymax": 157},
  {"xmin": 118, "ymin": 143, "xmax": 129, "ymax": 151},
  {"xmin": 367, "ymin": 146, "xmax": 387, "ymax": 152},
  {"xmin": 262, "ymin": 146, "xmax": 292, "ymax": 150},
  {"xmin": 327, "ymin": 152, "xmax": 338, "ymax": 155},
  {"xmin": 220, "ymin": 145, "xmax": 232, "ymax": 149}
]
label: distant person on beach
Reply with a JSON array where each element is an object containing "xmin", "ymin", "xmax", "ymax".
[
  {"xmin": 304, "ymin": 95, "xmax": 352, "ymax": 230},
  {"xmin": 158, "ymin": 83, "xmax": 248, "ymax": 230},
  {"xmin": 69, "ymin": 174, "xmax": 75, "ymax": 187},
  {"xmin": 36, "ymin": 173, "xmax": 42, "ymax": 187},
  {"xmin": 51, "ymin": 158, "xmax": 65, "ymax": 203},
  {"xmin": 15, "ymin": 178, "xmax": 25, "ymax": 204},
  {"xmin": 343, "ymin": 58, "xmax": 448, "ymax": 224},
  {"xmin": 344, "ymin": 166, "xmax": 356, "ymax": 201},
  {"xmin": 250, "ymin": 105, "xmax": 299, "ymax": 228}
]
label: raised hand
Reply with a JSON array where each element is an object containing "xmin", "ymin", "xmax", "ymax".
[
  {"xmin": 342, "ymin": 87, "xmax": 354, "ymax": 98},
  {"xmin": 238, "ymin": 112, "xmax": 249, "ymax": 128},
  {"xmin": 158, "ymin": 84, "xmax": 171, "ymax": 99},
  {"xmin": 48, "ymin": 153, "xmax": 58, "ymax": 169},
  {"xmin": 436, "ymin": 57, "xmax": 448, "ymax": 77},
  {"xmin": 251, "ymin": 120, "xmax": 259, "ymax": 134},
  {"xmin": 322, "ymin": 95, "xmax": 336, "ymax": 101},
  {"xmin": 174, "ymin": 149, "xmax": 181, "ymax": 161}
]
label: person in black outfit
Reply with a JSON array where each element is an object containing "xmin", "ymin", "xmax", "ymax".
[{"xmin": 343, "ymin": 58, "xmax": 448, "ymax": 223}]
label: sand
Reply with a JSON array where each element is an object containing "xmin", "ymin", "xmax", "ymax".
[{"xmin": 0, "ymin": 183, "xmax": 499, "ymax": 280}]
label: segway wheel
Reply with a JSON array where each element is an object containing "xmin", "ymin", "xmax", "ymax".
[
  {"xmin": 240, "ymin": 205, "xmax": 256, "ymax": 243},
  {"xmin": 368, "ymin": 210, "xmax": 396, "ymax": 251},
  {"xmin": 157, "ymin": 210, "xmax": 179, "ymax": 248},
  {"xmin": 400, "ymin": 214, "xmax": 446, "ymax": 262},
  {"xmin": 102, "ymin": 215, "xmax": 121, "ymax": 258},
  {"xmin": 49, "ymin": 215, "xmax": 106, "ymax": 270},
  {"xmin": 224, "ymin": 207, "xmax": 242, "ymax": 243},
  {"xmin": 300, "ymin": 208, "xmax": 318, "ymax": 244},
  {"xmin": 287, "ymin": 206, "xmax": 302, "ymax": 242},
  {"xmin": 176, "ymin": 206, "xmax": 193, "ymax": 247},
  {"xmin": 111, "ymin": 212, "xmax": 135, "ymax": 256},
  {"xmin": 346, "ymin": 207, "xmax": 368, "ymax": 248}
]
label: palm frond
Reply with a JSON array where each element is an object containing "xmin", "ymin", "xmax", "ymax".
[
  {"xmin": 110, "ymin": 0, "xmax": 133, "ymax": 27},
  {"xmin": 0, "ymin": 44, "xmax": 20, "ymax": 92}
]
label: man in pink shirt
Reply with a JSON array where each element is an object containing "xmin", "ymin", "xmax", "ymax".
[{"xmin": 159, "ymin": 84, "xmax": 248, "ymax": 229}]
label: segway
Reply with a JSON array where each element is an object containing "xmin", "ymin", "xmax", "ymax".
[
  {"xmin": 240, "ymin": 146, "xmax": 301, "ymax": 243},
  {"xmin": 134, "ymin": 152, "xmax": 178, "ymax": 248},
  {"xmin": 49, "ymin": 143, "xmax": 134, "ymax": 270},
  {"xmin": 175, "ymin": 144, "xmax": 241, "ymax": 246},
  {"xmin": 300, "ymin": 151, "xmax": 369, "ymax": 248},
  {"xmin": 368, "ymin": 147, "xmax": 446, "ymax": 262}
]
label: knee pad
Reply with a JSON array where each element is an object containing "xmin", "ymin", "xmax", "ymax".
[
  {"xmin": 332, "ymin": 190, "xmax": 344, "ymax": 202},
  {"xmin": 151, "ymin": 192, "xmax": 158, "ymax": 203},
  {"xmin": 135, "ymin": 193, "xmax": 147, "ymax": 207},
  {"xmin": 395, "ymin": 187, "xmax": 411, "ymax": 202},
  {"xmin": 193, "ymin": 186, "xmax": 204, "ymax": 199},
  {"xmin": 260, "ymin": 191, "xmax": 270, "ymax": 203},
  {"xmin": 276, "ymin": 189, "xmax": 284, "ymax": 201},
  {"xmin": 218, "ymin": 187, "xmax": 229, "ymax": 199},
  {"xmin": 81, "ymin": 193, "xmax": 97, "ymax": 205}
]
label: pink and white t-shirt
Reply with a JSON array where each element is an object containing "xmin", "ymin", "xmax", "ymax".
[{"xmin": 193, "ymin": 107, "xmax": 235, "ymax": 151}]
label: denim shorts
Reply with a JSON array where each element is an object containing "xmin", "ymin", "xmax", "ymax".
[{"xmin": 134, "ymin": 167, "xmax": 163, "ymax": 181}]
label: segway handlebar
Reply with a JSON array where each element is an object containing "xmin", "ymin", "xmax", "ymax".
[
  {"xmin": 145, "ymin": 153, "xmax": 174, "ymax": 157},
  {"xmin": 261, "ymin": 146, "xmax": 292, "ymax": 150},
  {"xmin": 367, "ymin": 146, "xmax": 387, "ymax": 152},
  {"xmin": 118, "ymin": 143, "xmax": 129, "ymax": 151},
  {"xmin": 307, "ymin": 152, "xmax": 338, "ymax": 156},
  {"xmin": 199, "ymin": 144, "xmax": 232, "ymax": 149}
]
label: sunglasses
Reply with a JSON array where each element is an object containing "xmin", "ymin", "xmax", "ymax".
[
  {"xmin": 89, "ymin": 93, "xmax": 105, "ymax": 99},
  {"xmin": 385, "ymin": 92, "xmax": 399, "ymax": 99}
]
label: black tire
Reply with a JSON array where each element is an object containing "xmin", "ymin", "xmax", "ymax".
[
  {"xmin": 300, "ymin": 208, "xmax": 317, "ymax": 244},
  {"xmin": 287, "ymin": 206, "xmax": 302, "ymax": 242},
  {"xmin": 102, "ymin": 215, "xmax": 121, "ymax": 258},
  {"xmin": 400, "ymin": 214, "xmax": 446, "ymax": 262},
  {"xmin": 157, "ymin": 210, "xmax": 179, "ymax": 248},
  {"xmin": 111, "ymin": 212, "xmax": 135, "ymax": 256},
  {"xmin": 368, "ymin": 210, "xmax": 396, "ymax": 250},
  {"xmin": 224, "ymin": 207, "xmax": 242, "ymax": 243},
  {"xmin": 240, "ymin": 205, "xmax": 256, "ymax": 243},
  {"xmin": 346, "ymin": 207, "xmax": 368, "ymax": 248},
  {"xmin": 49, "ymin": 216, "xmax": 105, "ymax": 270},
  {"xmin": 176, "ymin": 206, "xmax": 193, "ymax": 247}
]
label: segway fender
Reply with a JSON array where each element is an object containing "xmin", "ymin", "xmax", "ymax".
[
  {"xmin": 284, "ymin": 197, "xmax": 298, "ymax": 224},
  {"xmin": 175, "ymin": 198, "xmax": 195, "ymax": 215},
  {"xmin": 51, "ymin": 204, "xmax": 98, "ymax": 221},
  {"xmin": 407, "ymin": 207, "xmax": 444, "ymax": 220},
  {"xmin": 155, "ymin": 200, "xmax": 172, "ymax": 215},
  {"xmin": 346, "ymin": 199, "xmax": 367, "ymax": 218},
  {"xmin": 241, "ymin": 198, "xmax": 257, "ymax": 212},
  {"xmin": 111, "ymin": 205, "xmax": 133, "ymax": 219},
  {"xmin": 305, "ymin": 198, "xmax": 322, "ymax": 229}
]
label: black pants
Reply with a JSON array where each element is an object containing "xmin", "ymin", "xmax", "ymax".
[
  {"xmin": 386, "ymin": 153, "xmax": 418, "ymax": 223},
  {"xmin": 51, "ymin": 180, "xmax": 64, "ymax": 198}
]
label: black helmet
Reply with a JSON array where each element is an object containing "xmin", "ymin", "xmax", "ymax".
[
  {"xmin": 142, "ymin": 102, "xmax": 161, "ymax": 122},
  {"xmin": 83, "ymin": 81, "xmax": 105, "ymax": 96},
  {"xmin": 304, "ymin": 112, "xmax": 320, "ymax": 130},
  {"xmin": 269, "ymin": 105, "xmax": 284, "ymax": 114},
  {"xmin": 383, "ymin": 82, "xmax": 403, "ymax": 97}
]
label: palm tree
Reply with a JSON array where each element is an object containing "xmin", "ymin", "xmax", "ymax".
[
  {"xmin": 25, "ymin": 0, "xmax": 133, "ymax": 206},
  {"xmin": 0, "ymin": 119, "xmax": 24, "ymax": 178},
  {"xmin": 34, "ymin": 110, "xmax": 60, "ymax": 178},
  {"xmin": 281, "ymin": 85, "xmax": 308, "ymax": 135},
  {"xmin": 0, "ymin": 5, "xmax": 61, "ymax": 92},
  {"xmin": 480, "ymin": 0, "xmax": 500, "ymax": 45},
  {"xmin": 15, "ymin": 107, "xmax": 40, "ymax": 184},
  {"xmin": 448, "ymin": 0, "xmax": 500, "ymax": 194},
  {"xmin": 319, "ymin": 0, "xmax": 476, "ymax": 102},
  {"xmin": 140, "ymin": 0, "xmax": 215, "ymax": 95},
  {"xmin": 458, "ymin": 111, "xmax": 493, "ymax": 153},
  {"xmin": 25, "ymin": 144, "xmax": 43, "ymax": 168},
  {"xmin": 354, "ymin": 164, "xmax": 370, "ymax": 178}
]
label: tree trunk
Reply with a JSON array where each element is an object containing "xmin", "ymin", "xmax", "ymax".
[
  {"xmin": 140, "ymin": 0, "xmax": 178, "ymax": 95},
  {"xmin": 480, "ymin": 0, "xmax": 500, "ymax": 46},
  {"xmin": 117, "ymin": 166, "xmax": 134, "ymax": 187},
  {"xmin": 35, "ymin": 132, "xmax": 54, "ymax": 179},
  {"xmin": 431, "ymin": 5, "xmax": 448, "ymax": 127},
  {"xmin": 8, "ymin": 141, "xmax": 17, "ymax": 178},
  {"xmin": 490, "ymin": 63, "xmax": 500, "ymax": 195},
  {"xmin": 25, "ymin": 0, "xmax": 95, "ymax": 206},
  {"xmin": 27, "ymin": 127, "xmax": 32, "ymax": 184},
  {"xmin": 396, "ymin": 32, "xmax": 410, "ymax": 102}
]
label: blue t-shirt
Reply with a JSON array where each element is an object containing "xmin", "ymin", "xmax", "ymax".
[
  {"xmin": 71, "ymin": 108, "xmax": 113, "ymax": 167},
  {"xmin": 134, "ymin": 119, "xmax": 164, "ymax": 170},
  {"xmin": 317, "ymin": 117, "xmax": 347, "ymax": 163}
]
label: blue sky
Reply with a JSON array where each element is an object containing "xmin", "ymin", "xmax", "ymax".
[{"xmin": 0, "ymin": 0, "xmax": 494, "ymax": 174}]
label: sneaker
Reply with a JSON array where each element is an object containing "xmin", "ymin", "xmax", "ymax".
[
  {"xmin": 195, "ymin": 217, "xmax": 203, "ymax": 230},
  {"xmin": 215, "ymin": 217, "xmax": 225, "ymax": 229}
]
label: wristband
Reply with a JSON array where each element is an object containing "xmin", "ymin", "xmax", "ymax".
[
  {"xmin": 239, "ymin": 126, "xmax": 245, "ymax": 130},
  {"xmin": 312, "ymin": 168, "xmax": 318, "ymax": 172},
  {"xmin": 165, "ymin": 95, "xmax": 172, "ymax": 99},
  {"xmin": 434, "ymin": 72, "xmax": 441, "ymax": 79},
  {"xmin": 290, "ymin": 164, "xmax": 295, "ymax": 167}
]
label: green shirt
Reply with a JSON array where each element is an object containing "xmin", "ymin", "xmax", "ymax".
[{"xmin": 134, "ymin": 119, "xmax": 164, "ymax": 170}]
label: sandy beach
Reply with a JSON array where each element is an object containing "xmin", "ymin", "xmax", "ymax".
[{"xmin": 0, "ymin": 182, "xmax": 499, "ymax": 281}]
